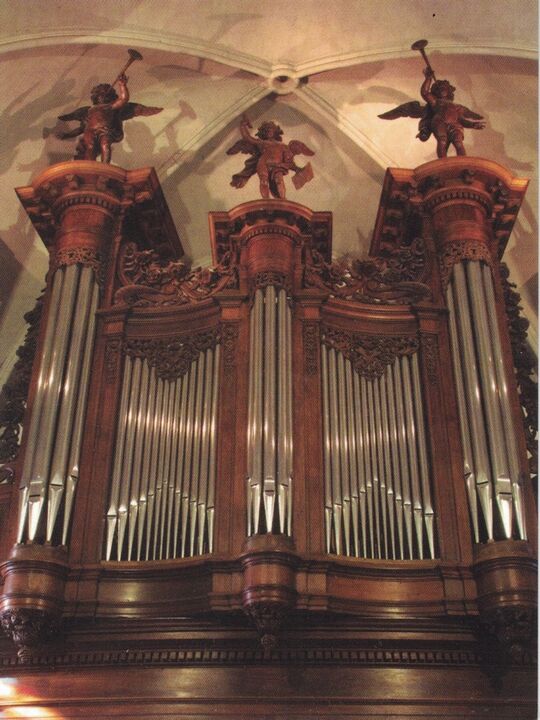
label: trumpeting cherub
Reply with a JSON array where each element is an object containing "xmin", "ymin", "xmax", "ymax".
[
  {"xmin": 378, "ymin": 40, "xmax": 485, "ymax": 158},
  {"xmin": 227, "ymin": 115, "xmax": 314, "ymax": 199},
  {"xmin": 56, "ymin": 53, "xmax": 162, "ymax": 163}
]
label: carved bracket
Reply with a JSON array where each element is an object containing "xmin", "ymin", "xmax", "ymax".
[
  {"xmin": 114, "ymin": 242, "xmax": 238, "ymax": 306},
  {"xmin": 321, "ymin": 327, "xmax": 419, "ymax": 380},
  {"xmin": 1, "ymin": 608, "xmax": 59, "ymax": 661},
  {"xmin": 304, "ymin": 238, "xmax": 430, "ymax": 305}
]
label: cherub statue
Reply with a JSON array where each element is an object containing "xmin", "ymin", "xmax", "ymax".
[
  {"xmin": 226, "ymin": 115, "xmax": 314, "ymax": 199},
  {"xmin": 378, "ymin": 40, "xmax": 485, "ymax": 158},
  {"xmin": 57, "ymin": 73, "xmax": 162, "ymax": 163}
]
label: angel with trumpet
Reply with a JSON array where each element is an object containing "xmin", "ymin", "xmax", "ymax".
[
  {"xmin": 379, "ymin": 39, "xmax": 485, "ymax": 158},
  {"xmin": 57, "ymin": 49, "xmax": 162, "ymax": 163}
]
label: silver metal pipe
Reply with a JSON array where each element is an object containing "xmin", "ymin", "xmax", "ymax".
[
  {"xmin": 250, "ymin": 289, "xmax": 264, "ymax": 535},
  {"xmin": 159, "ymin": 379, "xmax": 176, "ymax": 559},
  {"xmin": 165, "ymin": 377, "xmax": 183, "ymax": 559},
  {"xmin": 385, "ymin": 364, "xmax": 404, "ymax": 559},
  {"xmin": 452, "ymin": 263, "xmax": 493, "ymax": 539},
  {"xmin": 345, "ymin": 359, "xmax": 360, "ymax": 557},
  {"xmin": 137, "ymin": 365, "xmax": 157, "ymax": 560},
  {"xmin": 247, "ymin": 294, "xmax": 256, "ymax": 536},
  {"xmin": 366, "ymin": 378, "xmax": 381, "ymax": 559},
  {"xmin": 379, "ymin": 373, "xmax": 396, "ymax": 559},
  {"xmin": 410, "ymin": 352, "xmax": 435, "ymax": 558},
  {"xmin": 392, "ymin": 359, "xmax": 413, "ymax": 557},
  {"xmin": 189, "ymin": 352, "xmax": 206, "ymax": 555},
  {"xmin": 206, "ymin": 344, "xmax": 220, "ymax": 554},
  {"xmin": 181, "ymin": 358, "xmax": 197, "ymax": 557},
  {"xmin": 285, "ymin": 297, "xmax": 293, "ymax": 537},
  {"xmin": 400, "ymin": 355, "xmax": 424, "ymax": 558},
  {"xmin": 446, "ymin": 285, "xmax": 480, "ymax": 543},
  {"xmin": 145, "ymin": 377, "xmax": 164, "ymax": 560},
  {"xmin": 18, "ymin": 267, "xmax": 66, "ymax": 542},
  {"xmin": 127, "ymin": 360, "xmax": 150, "ymax": 560},
  {"xmin": 277, "ymin": 290, "xmax": 289, "ymax": 534},
  {"xmin": 328, "ymin": 348, "xmax": 342, "ymax": 555},
  {"xmin": 172, "ymin": 372, "xmax": 189, "ymax": 558},
  {"xmin": 482, "ymin": 263, "xmax": 527, "ymax": 540},
  {"xmin": 106, "ymin": 354, "xmax": 133, "ymax": 560},
  {"xmin": 47, "ymin": 265, "xmax": 94, "ymax": 542},
  {"xmin": 321, "ymin": 345, "xmax": 333, "ymax": 553},
  {"xmin": 373, "ymin": 377, "xmax": 389, "ymax": 558},
  {"xmin": 353, "ymin": 371, "xmax": 367, "ymax": 557},
  {"xmin": 360, "ymin": 375, "xmax": 374, "ymax": 558},
  {"xmin": 62, "ymin": 278, "xmax": 99, "ymax": 546},
  {"xmin": 197, "ymin": 348, "xmax": 214, "ymax": 555},
  {"xmin": 263, "ymin": 285, "xmax": 277, "ymax": 532},
  {"xmin": 337, "ymin": 352, "xmax": 351, "ymax": 556},
  {"xmin": 467, "ymin": 261, "xmax": 512, "ymax": 537},
  {"xmin": 28, "ymin": 264, "xmax": 79, "ymax": 541},
  {"xmin": 117, "ymin": 356, "xmax": 142, "ymax": 560}
]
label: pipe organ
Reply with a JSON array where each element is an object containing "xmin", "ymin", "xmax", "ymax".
[{"xmin": 0, "ymin": 157, "xmax": 536, "ymax": 716}]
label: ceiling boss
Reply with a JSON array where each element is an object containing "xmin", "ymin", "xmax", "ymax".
[
  {"xmin": 56, "ymin": 48, "xmax": 163, "ymax": 163},
  {"xmin": 379, "ymin": 39, "xmax": 486, "ymax": 158}
]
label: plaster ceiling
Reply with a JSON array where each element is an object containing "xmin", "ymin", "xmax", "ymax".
[{"xmin": 0, "ymin": 0, "xmax": 537, "ymax": 388}]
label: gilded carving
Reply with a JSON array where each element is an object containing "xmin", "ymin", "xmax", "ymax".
[
  {"xmin": 302, "ymin": 322, "xmax": 319, "ymax": 376},
  {"xmin": 114, "ymin": 242, "xmax": 237, "ymax": 306},
  {"xmin": 322, "ymin": 327, "xmax": 419, "ymax": 380},
  {"xmin": 125, "ymin": 329, "xmax": 220, "ymax": 380},
  {"xmin": 304, "ymin": 237, "xmax": 430, "ymax": 305}
]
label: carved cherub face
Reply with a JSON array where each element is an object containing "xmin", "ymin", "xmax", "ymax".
[
  {"xmin": 431, "ymin": 80, "xmax": 455, "ymax": 101},
  {"xmin": 90, "ymin": 83, "xmax": 119, "ymax": 105},
  {"xmin": 256, "ymin": 121, "xmax": 284, "ymax": 141}
]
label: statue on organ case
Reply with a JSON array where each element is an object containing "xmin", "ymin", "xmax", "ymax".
[
  {"xmin": 56, "ymin": 49, "xmax": 162, "ymax": 163},
  {"xmin": 378, "ymin": 39, "xmax": 486, "ymax": 158},
  {"xmin": 227, "ymin": 114, "xmax": 314, "ymax": 199}
]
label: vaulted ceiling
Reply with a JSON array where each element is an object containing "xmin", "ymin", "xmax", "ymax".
[{"xmin": 0, "ymin": 0, "xmax": 537, "ymax": 388}]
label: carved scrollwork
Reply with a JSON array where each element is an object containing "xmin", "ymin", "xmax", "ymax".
[
  {"xmin": 50, "ymin": 246, "xmax": 103, "ymax": 279},
  {"xmin": 303, "ymin": 322, "xmax": 319, "ymax": 375},
  {"xmin": 322, "ymin": 327, "xmax": 419, "ymax": 380},
  {"xmin": 1, "ymin": 608, "xmax": 59, "ymax": 660},
  {"xmin": 500, "ymin": 263, "xmax": 538, "ymax": 491},
  {"xmin": 114, "ymin": 242, "xmax": 238, "ymax": 306},
  {"xmin": 221, "ymin": 323, "xmax": 239, "ymax": 376},
  {"xmin": 244, "ymin": 602, "xmax": 288, "ymax": 651},
  {"xmin": 420, "ymin": 334, "xmax": 439, "ymax": 385},
  {"xmin": 439, "ymin": 239, "xmax": 494, "ymax": 289},
  {"xmin": 0, "ymin": 293, "xmax": 44, "ymax": 477},
  {"xmin": 125, "ymin": 328, "xmax": 220, "ymax": 380},
  {"xmin": 304, "ymin": 237, "xmax": 430, "ymax": 304},
  {"xmin": 252, "ymin": 271, "xmax": 289, "ymax": 292}
]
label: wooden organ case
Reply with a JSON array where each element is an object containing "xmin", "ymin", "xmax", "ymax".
[{"xmin": 0, "ymin": 156, "xmax": 537, "ymax": 718}]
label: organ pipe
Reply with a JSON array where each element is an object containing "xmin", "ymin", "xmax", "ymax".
[
  {"xmin": 447, "ymin": 260, "xmax": 528, "ymax": 543},
  {"xmin": 322, "ymin": 345, "xmax": 436, "ymax": 560},
  {"xmin": 246, "ymin": 286, "xmax": 293, "ymax": 536},
  {"xmin": 18, "ymin": 264, "xmax": 99, "ymax": 546},
  {"xmin": 106, "ymin": 345, "xmax": 220, "ymax": 561}
]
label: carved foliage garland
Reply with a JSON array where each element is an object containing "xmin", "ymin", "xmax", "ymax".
[
  {"xmin": 50, "ymin": 247, "xmax": 104, "ymax": 280},
  {"xmin": 125, "ymin": 329, "xmax": 220, "ymax": 381},
  {"xmin": 322, "ymin": 327, "xmax": 419, "ymax": 380},
  {"xmin": 420, "ymin": 334, "xmax": 439, "ymax": 385},
  {"xmin": 304, "ymin": 238, "xmax": 430, "ymax": 304},
  {"xmin": 499, "ymin": 263, "xmax": 538, "ymax": 491},
  {"xmin": 114, "ymin": 242, "xmax": 238, "ymax": 306},
  {"xmin": 221, "ymin": 323, "xmax": 239, "ymax": 376},
  {"xmin": 303, "ymin": 322, "xmax": 319, "ymax": 376},
  {"xmin": 439, "ymin": 239, "xmax": 494, "ymax": 289},
  {"xmin": 0, "ymin": 293, "xmax": 44, "ymax": 482}
]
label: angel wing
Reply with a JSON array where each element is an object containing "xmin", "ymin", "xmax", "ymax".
[
  {"xmin": 58, "ymin": 106, "xmax": 90, "ymax": 123},
  {"xmin": 378, "ymin": 101, "xmax": 426, "ymax": 120},
  {"xmin": 226, "ymin": 138, "xmax": 258, "ymax": 156},
  {"xmin": 119, "ymin": 102, "xmax": 163, "ymax": 120},
  {"xmin": 288, "ymin": 140, "xmax": 315, "ymax": 156},
  {"xmin": 460, "ymin": 106, "xmax": 484, "ymax": 121}
]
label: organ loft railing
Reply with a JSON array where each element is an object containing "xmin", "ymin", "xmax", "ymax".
[{"xmin": 0, "ymin": 156, "xmax": 536, "ymax": 662}]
